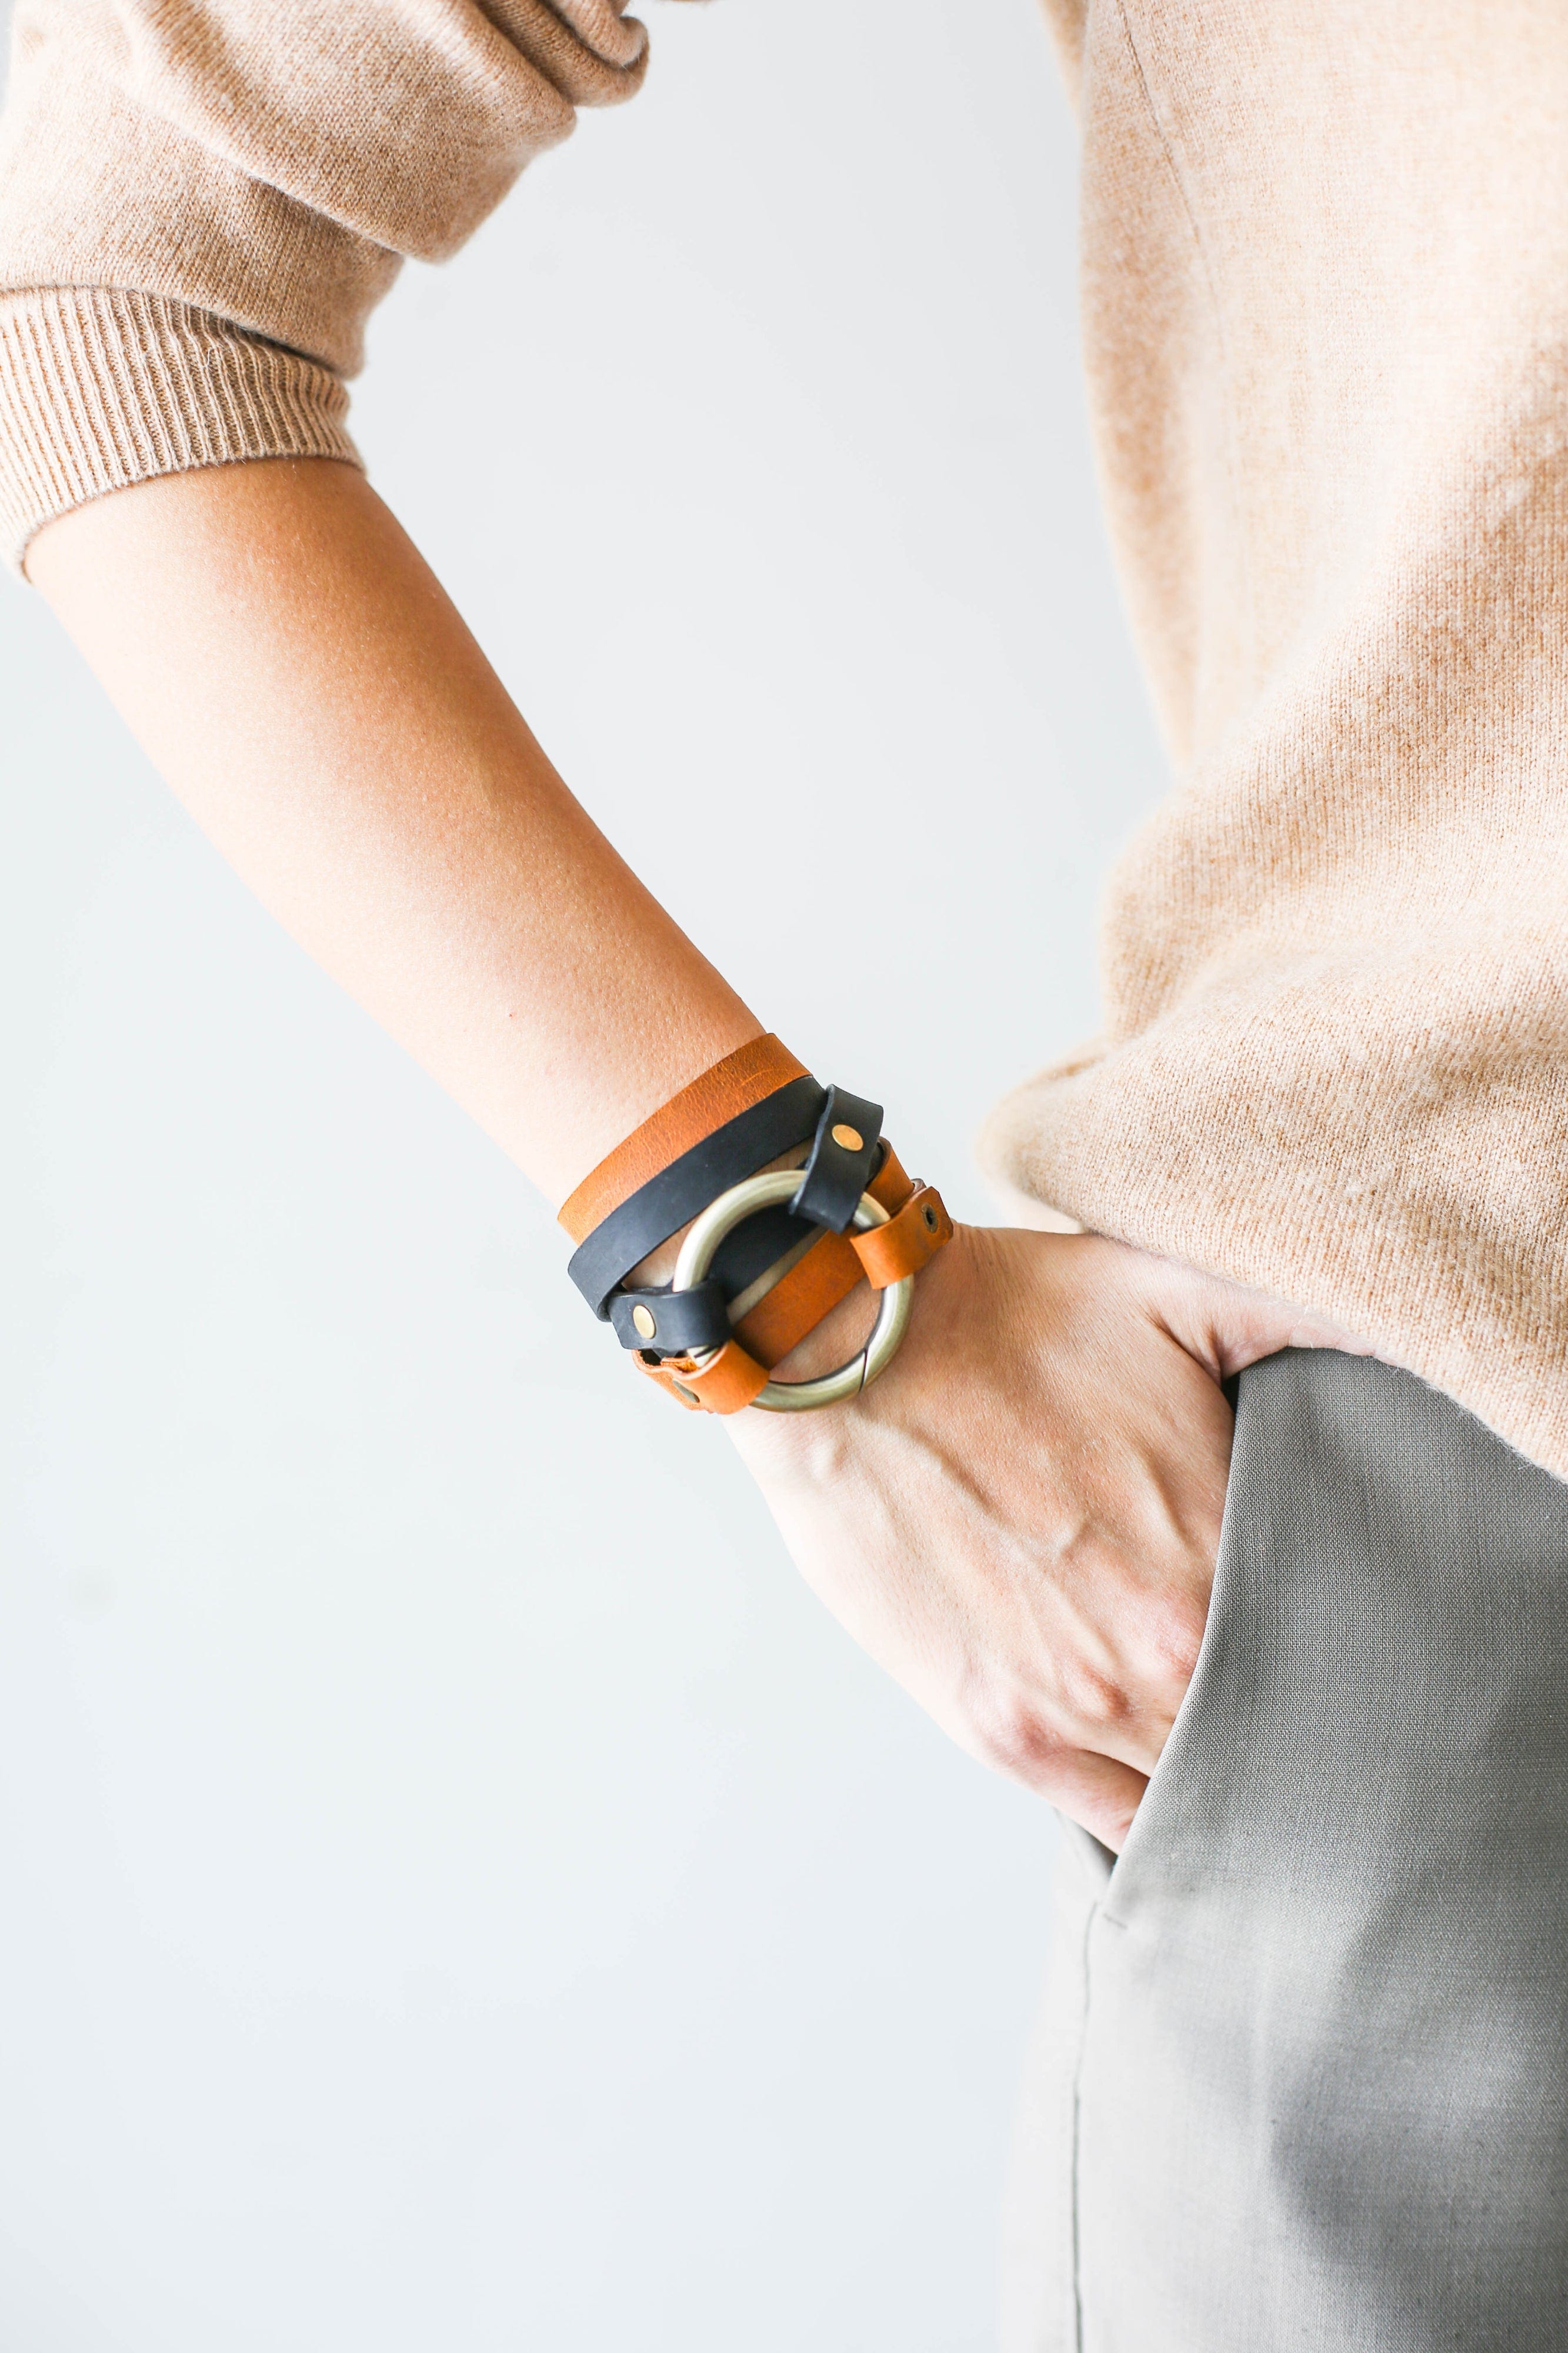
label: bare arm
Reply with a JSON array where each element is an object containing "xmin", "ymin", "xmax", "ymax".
[
  {"xmin": 28, "ymin": 456, "xmax": 758, "ymax": 1209},
  {"xmin": 29, "ymin": 454, "xmax": 1357, "ymax": 1849}
]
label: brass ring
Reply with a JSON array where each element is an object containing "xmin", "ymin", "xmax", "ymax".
[{"xmin": 671, "ymin": 1168, "xmax": 915, "ymax": 1412}]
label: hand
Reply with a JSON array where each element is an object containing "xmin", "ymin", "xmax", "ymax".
[{"xmin": 728, "ymin": 1227, "xmax": 1366, "ymax": 1850}]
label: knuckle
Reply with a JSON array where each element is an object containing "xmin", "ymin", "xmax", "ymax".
[
  {"xmin": 1056, "ymin": 1655, "xmax": 1137, "ymax": 1743},
  {"xmin": 1142, "ymin": 1594, "xmax": 1208, "ymax": 1703},
  {"xmin": 955, "ymin": 1673, "xmax": 1059, "ymax": 1785}
]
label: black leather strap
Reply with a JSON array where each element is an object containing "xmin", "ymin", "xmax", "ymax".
[
  {"xmin": 568, "ymin": 1074, "xmax": 827, "ymax": 1319},
  {"xmin": 603, "ymin": 1211, "xmax": 816, "ymax": 1354},
  {"xmin": 790, "ymin": 1087, "xmax": 884, "ymax": 1234},
  {"xmin": 708, "ymin": 1199, "xmax": 816, "ymax": 1298},
  {"xmin": 608, "ymin": 1278, "xmax": 732, "ymax": 1357}
]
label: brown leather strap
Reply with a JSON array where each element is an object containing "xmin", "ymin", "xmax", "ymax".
[
  {"xmin": 868, "ymin": 1144, "xmax": 911, "ymax": 1212},
  {"xmin": 732, "ymin": 1144, "xmax": 918, "ymax": 1369},
  {"xmin": 634, "ymin": 1337, "xmax": 770, "ymax": 1415},
  {"xmin": 633, "ymin": 1357, "xmax": 705, "ymax": 1411},
  {"xmin": 734, "ymin": 1231, "xmax": 864, "ymax": 1368},
  {"xmin": 557, "ymin": 1035, "xmax": 809, "ymax": 1245},
  {"xmin": 849, "ymin": 1184, "xmax": 953, "ymax": 1288}
]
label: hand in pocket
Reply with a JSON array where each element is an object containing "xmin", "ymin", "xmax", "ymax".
[{"xmin": 730, "ymin": 1227, "xmax": 1365, "ymax": 1850}]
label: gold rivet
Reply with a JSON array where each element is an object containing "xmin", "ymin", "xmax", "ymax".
[
  {"xmin": 632, "ymin": 1304, "xmax": 658, "ymax": 1339},
  {"xmin": 830, "ymin": 1122, "xmax": 864, "ymax": 1152}
]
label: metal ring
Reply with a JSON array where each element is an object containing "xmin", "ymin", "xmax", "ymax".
[{"xmin": 672, "ymin": 1168, "xmax": 915, "ymax": 1412}]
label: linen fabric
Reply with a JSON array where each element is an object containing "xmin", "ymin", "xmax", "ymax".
[
  {"xmin": 1002, "ymin": 1347, "xmax": 1568, "ymax": 2351},
  {"xmin": 2, "ymin": 4, "xmax": 1567, "ymax": 1469}
]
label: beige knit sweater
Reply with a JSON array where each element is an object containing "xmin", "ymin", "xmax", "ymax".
[{"xmin": 4, "ymin": 2, "xmax": 1567, "ymax": 1471}]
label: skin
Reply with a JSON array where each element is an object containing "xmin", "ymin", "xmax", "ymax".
[{"xmin": 29, "ymin": 456, "xmax": 1367, "ymax": 1852}]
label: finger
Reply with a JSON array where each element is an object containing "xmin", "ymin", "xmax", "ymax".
[{"xmin": 1035, "ymin": 1749, "xmax": 1150, "ymax": 1855}]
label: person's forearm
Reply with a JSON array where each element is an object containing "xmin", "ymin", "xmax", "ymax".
[
  {"xmin": 26, "ymin": 457, "xmax": 760, "ymax": 1207},
  {"xmin": 24, "ymin": 443, "xmax": 1333, "ymax": 1856}
]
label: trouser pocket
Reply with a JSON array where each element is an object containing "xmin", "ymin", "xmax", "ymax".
[
  {"xmin": 999, "ymin": 1378, "xmax": 1240, "ymax": 2353},
  {"xmin": 1067, "ymin": 1348, "xmax": 1568, "ymax": 2353}
]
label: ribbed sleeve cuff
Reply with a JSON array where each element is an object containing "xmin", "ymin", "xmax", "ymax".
[{"xmin": 0, "ymin": 287, "xmax": 362, "ymax": 572}]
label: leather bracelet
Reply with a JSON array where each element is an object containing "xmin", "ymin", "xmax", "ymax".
[
  {"xmin": 608, "ymin": 1148, "xmax": 893, "ymax": 1358},
  {"xmin": 561, "ymin": 1039, "xmax": 950, "ymax": 1409},
  {"xmin": 633, "ymin": 1149, "xmax": 948, "ymax": 1408},
  {"xmin": 566, "ymin": 1073, "xmax": 829, "ymax": 1321},
  {"xmin": 635, "ymin": 1165, "xmax": 953, "ymax": 1416}
]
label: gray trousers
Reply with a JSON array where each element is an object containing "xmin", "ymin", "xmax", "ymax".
[{"xmin": 1001, "ymin": 1348, "xmax": 1568, "ymax": 2352}]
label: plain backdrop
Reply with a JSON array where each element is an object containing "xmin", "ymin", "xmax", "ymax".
[{"xmin": 0, "ymin": 3, "xmax": 1167, "ymax": 2347}]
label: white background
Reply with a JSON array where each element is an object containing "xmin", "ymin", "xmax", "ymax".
[{"xmin": 0, "ymin": 2, "xmax": 1165, "ymax": 2345}]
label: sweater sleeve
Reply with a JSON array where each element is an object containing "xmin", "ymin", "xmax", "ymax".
[{"xmin": 0, "ymin": 0, "xmax": 663, "ymax": 569}]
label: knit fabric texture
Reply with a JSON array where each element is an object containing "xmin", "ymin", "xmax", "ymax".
[
  {"xmin": 0, "ymin": 0, "xmax": 662, "ymax": 551},
  {"xmin": 1, "ymin": 1, "xmax": 1566, "ymax": 1469}
]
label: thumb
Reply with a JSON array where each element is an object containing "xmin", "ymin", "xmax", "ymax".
[{"xmin": 1136, "ymin": 1254, "xmax": 1379, "ymax": 1385}]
